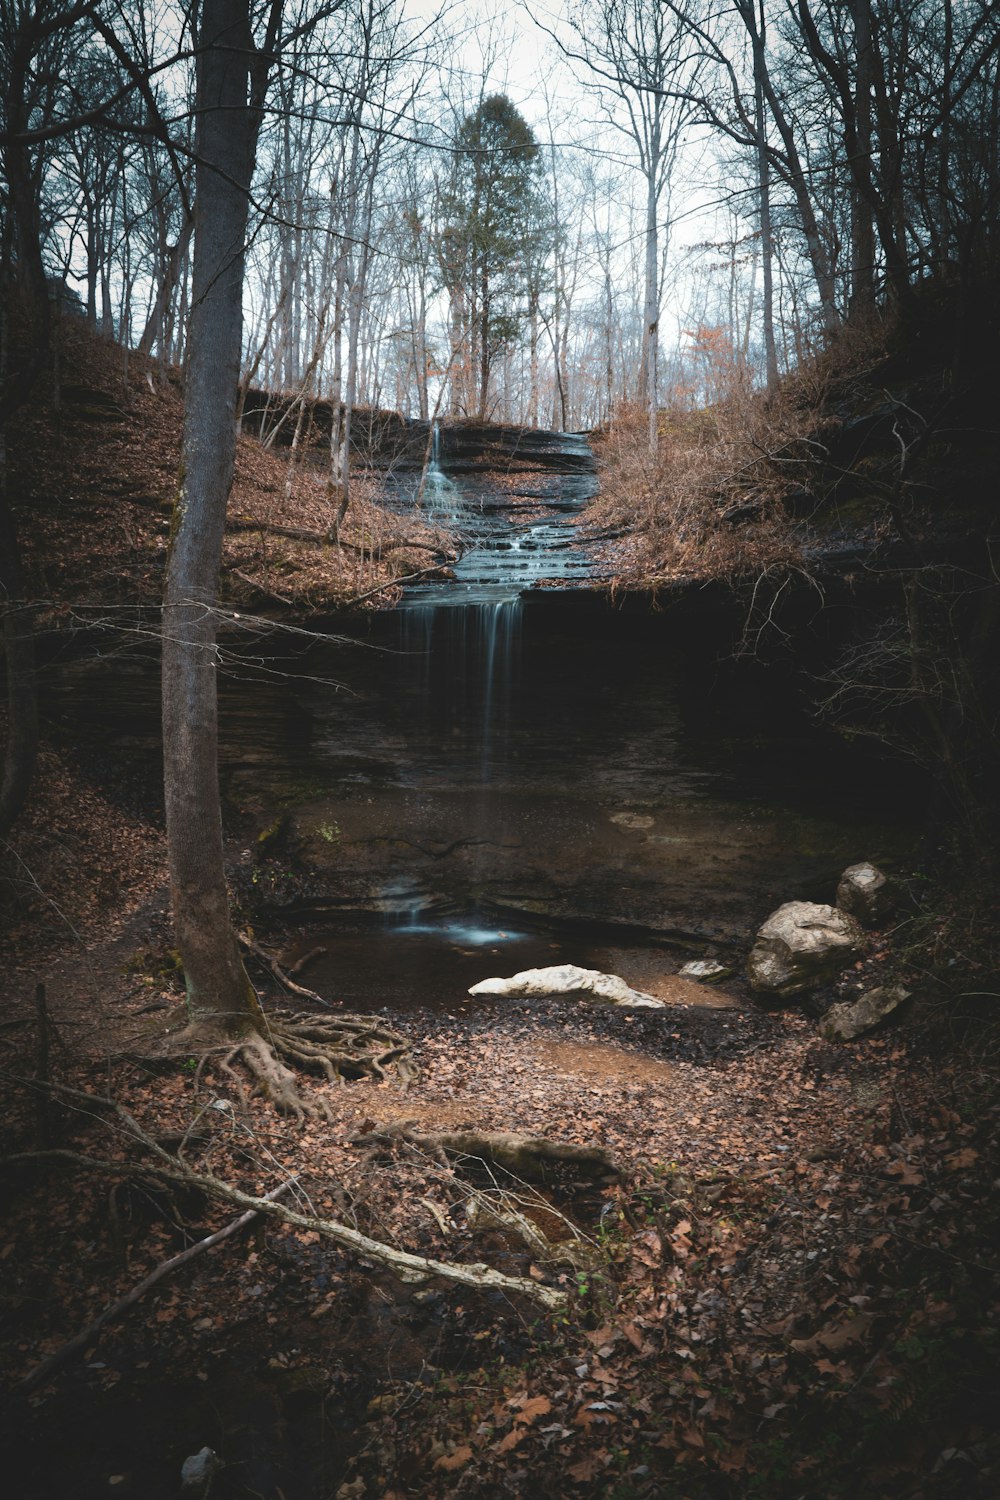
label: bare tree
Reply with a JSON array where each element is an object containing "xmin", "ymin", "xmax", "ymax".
[{"xmin": 550, "ymin": 1, "xmax": 701, "ymax": 450}]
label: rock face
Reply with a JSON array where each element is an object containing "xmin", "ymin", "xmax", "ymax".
[
  {"xmin": 469, "ymin": 964, "xmax": 665, "ymax": 1008},
  {"xmin": 821, "ymin": 985, "xmax": 912, "ymax": 1041},
  {"xmin": 747, "ymin": 901, "xmax": 864, "ymax": 999},
  {"xmin": 836, "ymin": 862, "xmax": 893, "ymax": 927}
]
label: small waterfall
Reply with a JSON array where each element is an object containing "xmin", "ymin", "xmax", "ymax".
[
  {"xmin": 399, "ymin": 426, "xmax": 592, "ymax": 791},
  {"xmin": 478, "ymin": 595, "xmax": 521, "ymax": 777}
]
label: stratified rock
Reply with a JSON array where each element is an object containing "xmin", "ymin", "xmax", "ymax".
[
  {"xmin": 836, "ymin": 862, "xmax": 894, "ymax": 927},
  {"xmin": 747, "ymin": 902, "xmax": 864, "ymax": 1000},
  {"xmin": 469, "ymin": 964, "xmax": 664, "ymax": 1007},
  {"xmin": 821, "ymin": 985, "xmax": 912, "ymax": 1041}
]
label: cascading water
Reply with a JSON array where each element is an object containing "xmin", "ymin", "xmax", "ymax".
[{"xmin": 400, "ymin": 426, "xmax": 595, "ymax": 783}]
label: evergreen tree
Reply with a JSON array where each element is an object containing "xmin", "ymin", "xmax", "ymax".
[{"xmin": 439, "ymin": 94, "xmax": 549, "ymax": 420}]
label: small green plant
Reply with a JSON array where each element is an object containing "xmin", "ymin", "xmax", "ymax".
[{"xmin": 317, "ymin": 820, "xmax": 341, "ymax": 844}]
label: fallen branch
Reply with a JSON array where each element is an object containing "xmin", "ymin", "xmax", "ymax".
[
  {"xmin": 2, "ymin": 1139, "xmax": 565, "ymax": 1312},
  {"xmin": 18, "ymin": 1179, "xmax": 297, "ymax": 1395},
  {"xmin": 287, "ymin": 946, "xmax": 327, "ymax": 979},
  {"xmin": 346, "ymin": 563, "xmax": 457, "ymax": 607},
  {"xmin": 227, "ymin": 516, "xmax": 455, "ymax": 562},
  {"xmin": 176, "ymin": 1171, "xmax": 566, "ymax": 1310},
  {"xmin": 229, "ymin": 568, "xmax": 295, "ymax": 607},
  {"xmin": 237, "ymin": 930, "xmax": 331, "ymax": 1007}
]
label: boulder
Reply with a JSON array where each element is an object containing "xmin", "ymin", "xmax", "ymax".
[
  {"xmin": 821, "ymin": 985, "xmax": 912, "ymax": 1041},
  {"xmin": 836, "ymin": 862, "xmax": 894, "ymax": 927},
  {"xmin": 469, "ymin": 963, "xmax": 665, "ymax": 1008},
  {"xmin": 747, "ymin": 901, "xmax": 864, "ymax": 1000}
]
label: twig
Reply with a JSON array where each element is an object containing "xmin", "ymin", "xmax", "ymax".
[
  {"xmin": 17, "ymin": 1179, "xmax": 297, "ymax": 1396},
  {"xmin": 287, "ymin": 946, "xmax": 327, "ymax": 979}
]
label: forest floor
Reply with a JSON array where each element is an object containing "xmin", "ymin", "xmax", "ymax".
[{"xmin": 1, "ymin": 740, "xmax": 999, "ymax": 1500}]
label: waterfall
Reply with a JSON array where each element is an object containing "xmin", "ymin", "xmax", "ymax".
[{"xmin": 399, "ymin": 427, "xmax": 592, "ymax": 787}]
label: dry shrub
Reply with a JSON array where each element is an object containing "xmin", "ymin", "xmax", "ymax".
[{"xmin": 590, "ymin": 319, "xmax": 892, "ymax": 589}]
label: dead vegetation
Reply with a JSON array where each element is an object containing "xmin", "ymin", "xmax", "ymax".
[
  {"xmin": 587, "ymin": 318, "xmax": 908, "ymax": 590},
  {"xmin": 9, "ymin": 317, "xmax": 457, "ymax": 624}
]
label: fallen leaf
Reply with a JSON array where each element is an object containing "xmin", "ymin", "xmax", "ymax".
[
  {"xmin": 514, "ymin": 1395, "xmax": 552, "ymax": 1425},
  {"xmin": 791, "ymin": 1311, "xmax": 876, "ymax": 1355},
  {"xmin": 434, "ymin": 1445, "xmax": 473, "ymax": 1471}
]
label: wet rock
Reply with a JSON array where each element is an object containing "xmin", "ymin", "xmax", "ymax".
[
  {"xmin": 468, "ymin": 963, "xmax": 664, "ymax": 1007},
  {"xmin": 821, "ymin": 984, "xmax": 912, "ymax": 1041},
  {"xmin": 747, "ymin": 901, "xmax": 864, "ymax": 1000},
  {"xmin": 836, "ymin": 861, "xmax": 894, "ymax": 927}
]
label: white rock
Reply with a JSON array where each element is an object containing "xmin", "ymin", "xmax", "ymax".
[{"xmin": 469, "ymin": 964, "xmax": 665, "ymax": 1008}]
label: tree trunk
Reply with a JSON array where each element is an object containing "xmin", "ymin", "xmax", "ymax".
[
  {"xmin": 641, "ymin": 163, "xmax": 659, "ymax": 456},
  {"xmin": 0, "ymin": 33, "xmax": 54, "ymax": 837},
  {"xmin": 161, "ymin": 0, "xmax": 263, "ymax": 1030},
  {"xmin": 752, "ymin": 1, "xmax": 778, "ymax": 388},
  {"xmin": 139, "ymin": 214, "xmax": 193, "ymax": 358},
  {"xmin": 850, "ymin": 0, "xmax": 876, "ymax": 315}
]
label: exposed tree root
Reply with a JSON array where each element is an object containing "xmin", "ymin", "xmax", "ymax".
[
  {"xmin": 210, "ymin": 1009, "xmax": 418, "ymax": 1120},
  {"xmin": 141, "ymin": 1002, "xmax": 418, "ymax": 1121}
]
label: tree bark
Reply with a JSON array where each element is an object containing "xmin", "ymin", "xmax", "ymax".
[
  {"xmin": 751, "ymin": 0, "xmax": 778, "ymax": 387},
  {"xmin": 161, "ymin": 0, "xmax": 264, "ymax": 1029},
  {"xmin": 0, "ymin": 20, "xmax": 54, "ymax": 837}
]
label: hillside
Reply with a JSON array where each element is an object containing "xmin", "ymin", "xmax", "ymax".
[{"xmin": 8, "ymin": 318, "xmax": 453, "ymax": 621}]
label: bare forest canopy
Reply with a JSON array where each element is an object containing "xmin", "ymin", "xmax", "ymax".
[{"xmin": 2, "ymin": 0, "xmax": 998, "ymax": 435}]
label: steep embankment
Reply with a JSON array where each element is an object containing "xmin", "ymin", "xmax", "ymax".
[
  {"xmin": 586, "ymin": 305, "xmax": 1000, "ymax": 867},
  {"xmin": 586, "ymin": 303, "xmax": 1000, "ymax": 597},
  {"xmin": 8, "ymin": 319, "xmax": 451, "ymax": 621}
]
